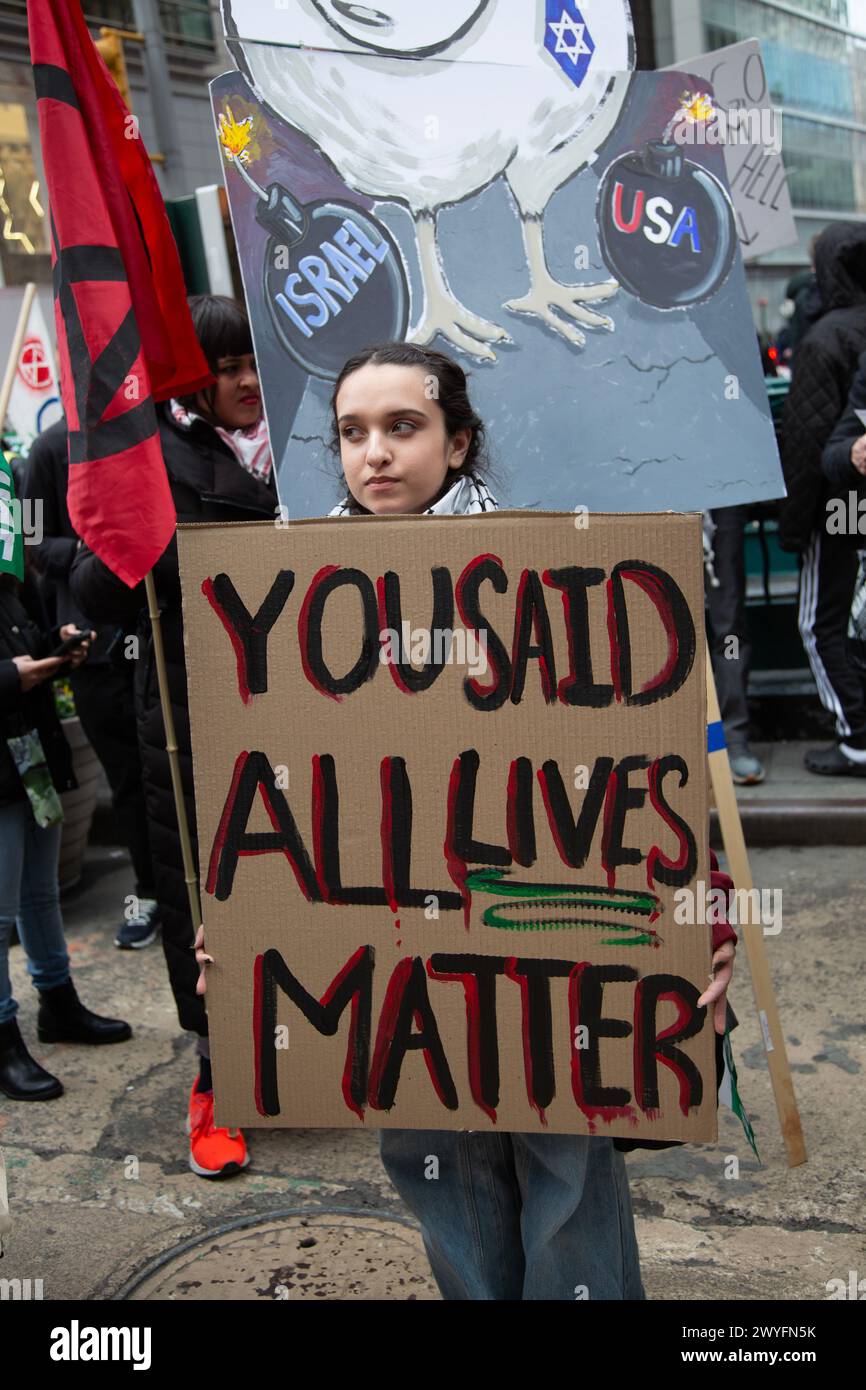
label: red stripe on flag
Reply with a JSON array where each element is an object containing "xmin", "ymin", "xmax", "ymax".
[{"xmin": 27, "ymin": 0, "xmax": 213, "ymax": 588}]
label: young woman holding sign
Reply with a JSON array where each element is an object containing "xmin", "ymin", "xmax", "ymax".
[{"xmin": 197, "ymin": 341, "xmax": 737, "ymax": 1300}]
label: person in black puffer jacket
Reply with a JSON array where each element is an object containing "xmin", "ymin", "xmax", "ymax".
[
  {"xmin": 70, "ymin": 296, "xmax": 277, "ymax": 1178},
  {"xmin": 778, "ymin": 221, "xmax": 866, "ymax": 776},
  {"xmin": 0, "ymin": 572, "xmax": 132, "ymax": 1103},
  {"xmin": 822, "ymin": 346, "xmax": 866, "ymax": 508}
]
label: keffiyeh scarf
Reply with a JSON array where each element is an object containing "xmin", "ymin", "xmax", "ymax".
[
  {"xmin": 329, "ymin": 472, "xmax": 498, "ymax": 517},
  {"xmin": 169, "ymin": 400, "xmax": 273, "ymax": 484}
]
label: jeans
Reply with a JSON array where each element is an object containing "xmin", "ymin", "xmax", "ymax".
[
  {"xmin": 0, "ymin": 800, "xmax": 71, "ymax": 1026},
  {"xmin": 379, "ymin": 1128, "xmax": 646, "ymax": 1301}
]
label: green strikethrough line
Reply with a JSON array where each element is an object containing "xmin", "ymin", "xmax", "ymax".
[{"xmin": 464, "ymin": 870, "xmax": 663, "ymax": 944}]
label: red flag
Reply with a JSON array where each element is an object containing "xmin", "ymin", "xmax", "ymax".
[{"xmin": 27, "ymin": 0, "xmax": 213, "ymax": 587}]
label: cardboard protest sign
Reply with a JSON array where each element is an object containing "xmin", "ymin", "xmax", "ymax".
[
  {"xmin": 211, "ymin": 2, "xmax": 784, "ymax": 516},
  {"xmin": 665, "ymin": 40, "xmax": 797, "ymax": 262},
  {"xmin": 178, "ymin": 510, "xmax": 716, "ymax": 1140}
]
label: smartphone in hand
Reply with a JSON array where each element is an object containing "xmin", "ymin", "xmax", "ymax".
[{"xmin": 51, "ymin": 630, "xmax": 89, "ymax": 659}]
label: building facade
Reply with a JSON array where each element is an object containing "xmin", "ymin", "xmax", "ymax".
[
  {"xmin": 0, "ymin": 0, "xmax": 226, "ymax": 286},
  {"xmin": 647, "ymin": 0, "xmax": 866, "ymax": 311}
]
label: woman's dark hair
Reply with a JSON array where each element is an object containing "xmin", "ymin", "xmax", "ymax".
[
  {"xmin": 329, "ymin": 342, "xmax": 490, "ymax": 511},
  {"xmin": 176, "ymin": 294, "xmax": 254, "ymax": 423}
]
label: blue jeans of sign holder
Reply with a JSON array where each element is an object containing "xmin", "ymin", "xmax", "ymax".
[
  {"xmin": 0, "ymin": 801, "xmax": 71, "ymax": 1025},
  {"xmin": 379, "ymin": 1128, "xmax": 646, "ymax": 1301}
]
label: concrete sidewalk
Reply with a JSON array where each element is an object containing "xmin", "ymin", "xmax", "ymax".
[
  {"xmin": 713, "ymin": 741, "xmax": 866, "ymax": 845},
  {"xmin": 0, "ymin": 839, "xmax": 862, "ymax": 1302}
]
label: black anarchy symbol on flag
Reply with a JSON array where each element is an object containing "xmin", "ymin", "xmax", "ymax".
[{"xmin": 51, "ymin": 213, "xmax": 158, "ymax": 468}]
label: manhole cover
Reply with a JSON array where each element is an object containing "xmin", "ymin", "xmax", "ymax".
[{"xmin": 124, "ymin": 1211, "xmax": 440, "ymax": 1301}]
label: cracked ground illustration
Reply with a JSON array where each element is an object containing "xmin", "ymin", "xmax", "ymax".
[{"xmin": 213, "ymin": 4, "xmax": 783, "ymax": 517}]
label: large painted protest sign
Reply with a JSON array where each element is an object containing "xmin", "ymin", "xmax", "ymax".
[
  {"xmin": 178, "ymin": 511, "xmax": 716, "ymax": 1140},
  {"xmin": 212, "ymin": 0, "xmax": 785, "ymax": 517}
]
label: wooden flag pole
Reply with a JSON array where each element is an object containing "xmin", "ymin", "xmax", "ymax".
[
  {"xmin": 0, "ymin": 282, "xmax": 36, "ymax": 435},
  {"xmin": 144, "ymin": 569, "xmax": 202, "ymax": 933},
  {"xmin": 706, "ymin": 648, "xmax": 807, "ymax": 1167}
]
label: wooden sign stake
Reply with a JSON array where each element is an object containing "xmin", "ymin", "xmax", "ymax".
[
  {"xmin": 144, "ymin": 569, "xmax": 202, "ymax": 935},
  {"xmin": 706, "ymin": 648, "xmax": 807, "ymax": 1167}
]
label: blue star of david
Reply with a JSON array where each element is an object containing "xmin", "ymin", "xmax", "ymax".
[{"xmin": 544, "ymin": 1, "xmax": 596, "ymax": 88}]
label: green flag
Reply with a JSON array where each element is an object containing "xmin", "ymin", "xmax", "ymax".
[
  {"xmin": 0, "ymin": 451, "xmax": 24, "ymax": 582},
  {"xmin": 719, "ymin": 1028, "xmax": 761, "ymax": 1162}
]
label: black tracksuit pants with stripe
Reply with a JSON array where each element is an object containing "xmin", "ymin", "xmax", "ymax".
[{"xmin": 798, "ymin": 530, "xmax": 866, "ymax": 745}]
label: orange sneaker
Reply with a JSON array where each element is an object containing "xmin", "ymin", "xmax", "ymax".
[{"xmin": 186, "ymin": 1081, "xmax": 250, "ymax": 1179}]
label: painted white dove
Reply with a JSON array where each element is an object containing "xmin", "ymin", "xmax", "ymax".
[{"xmin": 222, "ymin": 1, "xmax": 635, "ymax": 358}]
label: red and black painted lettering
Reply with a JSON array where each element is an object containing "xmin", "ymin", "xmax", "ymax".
[
  {"xmin": 298, "ymin": 565, "xmax": 380, "ymax": 700},
  {"xmin": 426, "ymin": 954, "xmax": 508, "ymax": 1122},
  {"xmin": 201, "ymin": 554, "xmax": 696, "ymax": 710},
  {"xmin": 377, "ymin": 567, "xmax": 455, "ymax": 693},
  {"xmin": 505, "ymin": 957, "xmax": 576, "ymax": 1125},
  {"xmin": 207, "ymin": 749, "xmax": 698, "ymax": 908},
  {"xmin": 607, "ymin": 560, "xmax": 697, "ymax": 706},
  {"xmin": 543, "ymin": 566, "xmax": 613, "ymax": 708},
  {"xmin": 368, "ymin": 957, "xmax": 458, "ymax": 1113},
  {"xmin": 254, "ymin": 945, "xmax": 374, "ymax": 1120},
  {"xmin": 251, "ymin": 946, "xmax": 705, "ymax": 1126},
  {"xmin": 206, "ymin": 750, "xmax": 320, "ymax": 903},
  {"xmin": 645, "ymin": 755, "xmax": 699, "ymax": 889},
  {"xmin": 633, "ymin": 975, "xmax": 704, "ymax": 1117},
  {"xmin": 569, "ymin": 962, "xmax": 639, "ymax": 1128},
  {"xmin": 202, "ymin": 571, "xmax": 295, "ymax": 704}
]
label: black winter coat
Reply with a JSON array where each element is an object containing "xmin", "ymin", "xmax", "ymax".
[
  {"xmin": 23, "ymin": 419, "xmax": 119, "ymax": 662},
  {"xmin": 70, "ymin": 404, "xmax": 277, "ymax": 1036},
  {"xmin": 24, "ymin": 421, "xmax": 81, "ymax": 628},
  {"xmin": 824, "ymin": 347, "xmax": 866, "ymax": 489},
  {"xmin": 779, "ymin": 221, "xmax": 866, "ymax": 552},
  {"xmin": 822, "ymin": 349, "xmax": 866, "ymax": 547},
  {"xmin": 0, "ymin": 575, "xmax": 76, "ymax": 809},
  {"xmin": 788, "ymin": 271, "xmax": 824, "ymax": 360}
]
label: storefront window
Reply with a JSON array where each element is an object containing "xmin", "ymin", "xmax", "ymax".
[{"xmin": 0, "ymin": 99, "xmax": 49, "ymax": 286}]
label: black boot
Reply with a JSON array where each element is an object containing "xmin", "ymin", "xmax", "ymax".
[
  {"xmin": 0, "ymin": 1018, "xmax": 63, "ymax": 1100},
  {"xmin": 36, "ymin": 981, "xmax": 132, "ymax": 1045}
]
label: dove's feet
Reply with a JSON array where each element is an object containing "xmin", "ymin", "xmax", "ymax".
[
  {"xmin": 504, "ymin": 275, "xmax": 619, "ymax": 348},
  {"xmin": 409, "ymin": 292, "xmax": 511, "ymax": 363}
]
